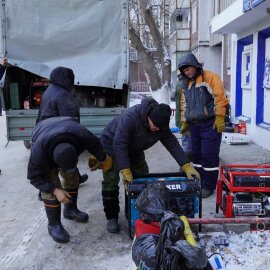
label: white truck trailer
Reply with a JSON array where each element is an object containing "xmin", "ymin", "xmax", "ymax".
[{"xmin": 0, "ymin": 0, "xmax": 129, "ymax": 147}]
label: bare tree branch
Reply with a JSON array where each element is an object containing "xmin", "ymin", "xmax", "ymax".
[
  {"xmin": 129, "ymin": 27, "xmax": 162, "ymax": 90},
  {"xmin": 129, "ymin": 0, "xmax": 171, "ymax": 98},
  {"xmin": 141, "ymin": 4, "xmax": 165, "ymax": 65}
]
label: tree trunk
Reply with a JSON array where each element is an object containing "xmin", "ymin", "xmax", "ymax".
[{"xmin": 129, "ymin": 27, "xmax": 162, "ymax": 91}]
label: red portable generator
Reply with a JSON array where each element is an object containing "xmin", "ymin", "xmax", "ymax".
[{"xmin": 216, "ymin": 164, "xmax": 270, "ymax": 219}]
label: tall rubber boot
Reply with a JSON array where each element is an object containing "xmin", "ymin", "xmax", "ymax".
[
  {"xmin": 44, "ymin": 200, "xmax": 69, "ymax": 243},
  {"xmin": 63, "ymin": 189, "xmax": 89, "ymax": 223},
  {"xmin": 102, "ymin": 190, "xmax": 120, "ymax": 233}
]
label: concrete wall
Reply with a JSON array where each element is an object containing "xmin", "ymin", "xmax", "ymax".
[{"xmin": 196, "ymin": 46, "xmax": 222, "ymax": 76}]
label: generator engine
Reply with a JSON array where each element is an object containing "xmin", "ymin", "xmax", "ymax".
[{"xmin": 229, "ymin": 193, "xmax": 270, "ymax": 217}]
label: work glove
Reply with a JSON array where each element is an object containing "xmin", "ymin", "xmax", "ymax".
[
  {"xmin": 88, "ymin": 155, "xmax": 112, "ymax": 172},
  {"xmin": 180, "ymin": 121, "xmax": 190, "ymax": 134},
  {"xmin": 213, "ymin": 115, "xmax": 225, "ymax": 133},
  {"xmin": 121, "ymin": 168, "xmax": 133, "ymax": 190},
  {"xmin": 181, "ymin": 163, "xmax": 201, "ymax": 180}
]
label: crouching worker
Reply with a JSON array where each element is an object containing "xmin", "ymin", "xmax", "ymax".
[
  {"xmin": 90, "ymin": 97, "xmax": 200, "ymax": 233},
  {"xmin": 27, "ymin": 116, "xmax": 112, "ymax": 243}
]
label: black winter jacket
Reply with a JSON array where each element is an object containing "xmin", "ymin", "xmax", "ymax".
[
  {"xmin": 27, "ymin": 117, "xmax": 106, "ymax": 193},
  {"xmin": 100, "ymin": 97, "xmax": 189, "ymax": 170},
  {"xmin": 36, "ymin": 67, "xmax": 79, "ymax": 123}
]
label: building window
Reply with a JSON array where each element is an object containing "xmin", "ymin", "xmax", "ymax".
[
  {"xmin": 263, "ymin": 56, "xmax": 270, "ymax": 89},
  {"xmin": 235, "ymin": 35, "xmax": 253, "ymax": 119},
  {"xmin": 241, "ymin": 48, "xmax": 252, "ymax": 89},
  {"xmin": 191, "ymin": 3, "xmax": 197, "ymax": 33},
  {"xmin": 170, "ymin": 8, "xmax": 190, "ymax": 35}
]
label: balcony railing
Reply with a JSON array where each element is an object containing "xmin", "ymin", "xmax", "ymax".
[{"xmin": 220, "ymin": 0, "xmax": 238, "ymax": 12}]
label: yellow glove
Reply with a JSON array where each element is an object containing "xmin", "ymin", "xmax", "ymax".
[
  {"xmin": 180, "ymin": 121, "xmax": 190, "ymax": 134},
  {"xmin": 213, "ymin": 115, "xmax": 225, "ymax": 133},
  {"xmin": 121, "ymin": 168, "xmax": 133, "ymax": 189},
  {"xmin": 88, "ymin": 155, "xmax": 112, "ymax": 172},
  {"xmin": 88, "ymin": 156, "xmax": 99, "ymax": 170},
  {"xmin": 181, "ymin": 163, "xmax": 201, "ymax": 180}
]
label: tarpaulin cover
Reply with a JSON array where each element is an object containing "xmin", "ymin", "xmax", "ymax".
[{"xmin": 0, "ymin": 0, "xmax": 128, "ymax": 89}]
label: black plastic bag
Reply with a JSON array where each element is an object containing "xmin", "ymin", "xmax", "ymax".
[
  {"xmin": 132, "ymin": 234, "xmax": 159, "ymax": 270},
  {"xmin": 156, "ymin": 212, "xmax": 208, "ymax": 269},
  {"xmin": 132, "ymin": 185, "xmax": 210, "ymax": 270},
  {"xmin": 132, "ymin": 213, "xmax": 209, "ymax": 269},
  {"xmin": 135, "ymin": 184, "xmax": 170, "ymax": 223},
  {"xmin": 158, "ymin": 240, "xmax": 209, "ymax": 269}
]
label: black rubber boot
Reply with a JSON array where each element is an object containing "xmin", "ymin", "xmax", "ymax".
[
  {"xmin": 107, "ymin": 218, "xmax": 120, "ymax": 233},
  {"xmin": 79, "ymin": 174, "xmax": 88, "ymax": 185},
  {"xmin": 63, "ymin": 189, "xmax": 89, "ymax": 223},
  {"xmin": 44, "ymin": 200, "xmax": 69, "ymax": 243},
  {"xmin": 102, "ymin": 191, "xmax": 120, "ymax": 233}
]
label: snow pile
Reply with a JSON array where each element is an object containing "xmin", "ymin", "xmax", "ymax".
[{"xmin": 199, "ymin": 231, "xmax": 270, "ymax": 270}]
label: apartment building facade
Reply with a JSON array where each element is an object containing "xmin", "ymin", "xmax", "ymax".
[{"xmin": 211, "ymin": 0, "xmax": 270, "ymax": 150}]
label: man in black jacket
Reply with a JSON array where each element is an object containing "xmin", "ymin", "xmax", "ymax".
[
  {"xmin": 96, "ymin": 97, "xmax": 200, "ymax": 233},
  {"xmin": 36, "ymin": 67, "xmax": 87, "ymax": 200},
  {"xmin": 27, "ymin": 116, "xmax": 112, "ymax": 243},
  {"xmin": 36, "ymin": 66, "xmax": 80, "ymax": 123}
]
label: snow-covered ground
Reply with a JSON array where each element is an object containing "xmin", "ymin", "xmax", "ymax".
[{"xmin": 200, "ymin": 231, "xmax": 270, "ymax": 270}]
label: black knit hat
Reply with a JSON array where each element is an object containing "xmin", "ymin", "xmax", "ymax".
[
  {"xmin": 149, "ymin": 103, "xmax": 171, "ymax": 129},
  {"xmin": 53, "ymin": 143, "xmax": 77, "ymax": 170}
]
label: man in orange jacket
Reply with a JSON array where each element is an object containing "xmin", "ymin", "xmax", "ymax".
[{"xmin": 178, "ymin": 53, "xmax": 228, "ymax": 198}]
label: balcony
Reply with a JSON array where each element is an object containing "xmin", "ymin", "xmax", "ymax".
[
  {"xmin": 211, "ymin": 0, "xmax": 270, "ymax": 34},
  {"xmin": 219, "ymin": 0, "xmax": 238, "ymax": 12}
]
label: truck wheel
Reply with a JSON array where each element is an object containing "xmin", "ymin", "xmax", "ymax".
[{"xmin": 23, "ymin": 140, "xmax": 31, "ymax": 149}]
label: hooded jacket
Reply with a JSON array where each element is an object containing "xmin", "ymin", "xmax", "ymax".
[
  {"xmin": 36, "ymin": 67, "xmax": 80, "ymax": 123},
  {"xmin": 178, "ymin": 53, "xmax": 228, "ymax": 123},
  {"xmin": 27, "ymin": 116, "xmax": 106, "ymax": 193},
  {"xmin": 100, "ymin": 97, "xmax": 189, "ymax": 170},
  {"xmin": 175, "ymin": 74, "xmax": 188, "ymax": 128}
]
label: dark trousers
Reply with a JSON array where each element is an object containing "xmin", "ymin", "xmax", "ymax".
[
  {"xmin": 102, "ymin": 153, "xmax": 149, "ymax": 219},
  {"xmin": 190, "ymin": 118, "xmax": 222, "ymax": 190}
]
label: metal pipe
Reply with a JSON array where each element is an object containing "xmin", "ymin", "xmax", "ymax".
[{"xmin": 188, "ymin": 217, "xmax": 270, "ymax": 224}]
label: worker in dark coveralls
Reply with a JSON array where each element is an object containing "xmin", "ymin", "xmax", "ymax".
[
  {"xmin": 36, "ymin": 67, "xmax": 88, "ymax": 200},
  {"xmin": 27, "ymin": 116, "xmax": 112, "ymax": 243},
  {"xmin": 90, "ymin": 97, "xmax": 200, "ymax": 233},
  {"xmin": 178, "ymin": 53, "xmax": 228, "ymax": 198}
]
